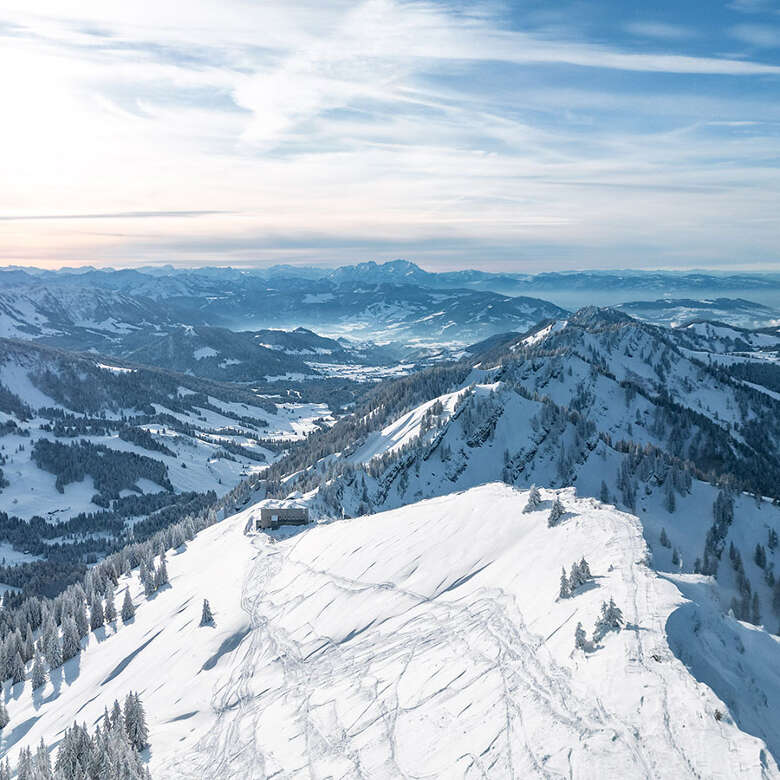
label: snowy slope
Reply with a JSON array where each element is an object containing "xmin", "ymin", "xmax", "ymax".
[
  {"xmin": 0, "ymin": 340, "xmax": 334, "ymax": 519},
  {"xmin": 3, "ymin": 484, "xmax": 778, "ymax": 777}
]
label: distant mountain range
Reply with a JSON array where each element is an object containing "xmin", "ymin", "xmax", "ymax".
[{"xmin": 1, "ymin": 262, "xmax": 778, "ymax": 349}]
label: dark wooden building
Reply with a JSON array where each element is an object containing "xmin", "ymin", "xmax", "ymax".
[{"xmin": 257, "ymin": 506, "xmax": 309, "ymax": 530}]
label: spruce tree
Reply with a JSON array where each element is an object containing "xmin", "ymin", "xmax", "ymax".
[
  {"xmin": 121, "ymin": 589, "xmax": 135, "ymax": 623},
  {"xmin": 31, "ymin": 648, "xmax": 47, "ymax": 690},
  {"xmin": 124, "ymin": 692, "xmax": 149, "ymax": 751},
  {"xmin": 0, "ymin": 642, "xmax": 7, "ymax": 684},
  {"xmin": 104, "ymin": 588, "xmax": 117, "ymax": 624},
  {"xmin": 90, "ymin": 596, "xmax": 105, "ymax": 631},
  {"xmin": 559, "ymin": 568, "xmax": 570, "ymax": 599},
  {"xmin": 155, "ymin": 552, "xmax": 169, "ymax": 588},
  {"xmin": 61, "ymin": 616, "xmax": 81, "ymax": 661},
  {"xmin": 200, "ymin": 598, "xmax": 214, "ymax": 626},
  {"xmin": 752, "ymin": 592, "xmax": 761, "ymax": 625},
  {"xmin": 547, "ymin": 497, "xmax": 564, "ymax": 527},
  {"xmin": 523, "ymin": 484, "xmax": 541, "ymax": 513},
  {"xmin": 593, "ymin": 598, "xmax": 624, "ymax": 641},
  {"xmin": 74, "ymin": 600, "xmax": 89, "ymax": 638},
  {"xmin": 44, "ymin": 631, "xmax": 62, "ymax": 670},
  {"xmin": 0, "ymin": 701, "xmax": 9, "ymax": 729},
  {"xmin": 34, "ymin": 739, "xmax": 52, "ymax": 780},
  {"xmin": 664, "ymin": 481, "xmax": 676, "ymax": 513},
  {"xmin": 574, "ymin": 622, "xmax": 587, "ymax": 650},
  {"xmin": 16, "ymin": 747, "xmax": 33, "ymax": 780},
  {"xmin": 9, "ymin": 651, "xmax": 25, "ymax": 686},
  {"xmin": 111, "ymin": 699, "xmax": 124, "ymax": 732},
  {"xmin": 22, "ymin": 624, "xmax": 34, "ymax": 663}
]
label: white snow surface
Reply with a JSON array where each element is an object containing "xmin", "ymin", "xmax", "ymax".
[{"xmin": 3, "ymin": 484, "xmax": 778, "ymax": 778}]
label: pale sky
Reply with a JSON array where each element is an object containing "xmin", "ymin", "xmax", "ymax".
[{"xmin": 1, "ymin": 0, "xmax": 779, "ymax": 271}]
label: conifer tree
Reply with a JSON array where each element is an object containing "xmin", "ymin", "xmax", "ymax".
[
  {"xmin": 0, "ymin": 642, "xmax": 7, "ymax": 684},
  {"xmin": 15, "ymin": 747, "xmax": 33, "ymax": 780},
  {"xmin": 33, "ymin": 739, "xmax": 52, "ymax": 780},
  {"xmin": 124, "ymin": 692, "xmax": 149, "ymax": 751},
  {"xmin": 111, "ymin": 699, "xmax": 124, "ymax": 732},
  {"xmin": 90, "ymin": 596, "xmax": 105, "ymax": 631},
  {"xmin": 74, "ymin": 600, "xmax": 89, "ymax": 638},
  {"xmin": 599, "ymin": 480, "xmax": 610, "ymax": 504},
  {"xmin": 575, "ymin": 622, "xmax": 587, "ymax": 650},
  {"xmin": 559, "ymin": 568, "xmax": 570, "ymax": 599},
  {"xmin": 547, "ymin": 497, "xmax": 564, "ymax": 527},
  {"xmin": 200, "ymin": 598, "xmax": 214, "ymax": 626},
  {"xmin": 155, "ymin": 552, "xmax": 169, "ymax": 588},
  {"xmin": 664, "ymin": 481, "xmax": 676, "ymax": 513},
  {"xmin": 593, "ymin": 598, "xmax": 624, "ymax": 641},
  {"xmin": 61, "ymin": 616, "xmax": 81, "ymax": 661},
  {"xmin": 523, "ymin": 484, "xmax": 541, "ymax": 513},
  {"xmin": 22, "ymin": 624, "xmax": 34, "ymax": 663},
  {"xmin": 0, "ymin": 701, "xmax": 9, "ymax": 730},
  {"xmin": 44, "ymin": 630, "xmax": 62, "ymax": 670},
  {"xmin": 31, "ymin": 648, "xmax": 47, "ymax": 690},
  {"xmin": 121, "ymin": 589, "xmax": 135, "ymax": 623},
  {"xmin": 104, "ymin": 587, "xmax": 117, "ymax": 624},
  {"xmin": 9, "ymin": 651, "xmax": 25, "ymax": 685}
]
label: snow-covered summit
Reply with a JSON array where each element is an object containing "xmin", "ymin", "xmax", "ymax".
[{"xmin": 3, "ymin": 484, "xmax": 777, "ymax": 777}]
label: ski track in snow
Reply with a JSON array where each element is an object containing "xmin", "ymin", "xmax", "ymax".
[{"xmin": 163, "ymin": 492, "xmax": 731, "ymax": 779}]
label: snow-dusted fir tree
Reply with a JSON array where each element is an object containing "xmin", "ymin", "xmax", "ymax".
[
  {"xmin": 559, "ymin": 568, "xmax": 570, "ymax": 599},
  {"xmin": 44, "ymin": 628, "xmax": 62, "ymax": 670},
  {"xmin": 664, "ymin": 481, "xmax": 676, "ymax": 513},
  {"xmin": 31, "ymin": 648, "xmax": 47, "ymax": 690},
  {"xmin": 34, "ymin": 738, "xmax": 52, "ymax": 779},
  {"xmin": 104, "ymin": 587, "xmax": 117, "ymax": 624},
  {"xmin": 0, "ymin": 701, "xmax": 9, "ymax": 729},
  {"xmin": 61, "ymin": 616, "xmax": 81, "ymax": 661},
  {"xmin": 599, "ymin": 480, "xmax": 610, "ymax": 503},
  {"xmin": 547, "ymin": 497, "xmax": 564, "ymax": 527},
  {"xmin": 121, "ymin": 589, "xmax": 135, "ymax": 623},
  {"xmin": 523, "ymin": 484, "xmax": 542, "ymax": 513},
  {"xmin": 124, "ymin": 692, "xmax": 150, "ymax": 751},
  {"xmin": 74, "ymin": 599, "xmax": 89, "ymax": 639},
  {"xmin": 140, "ymin": 561, "xmax": 156, "ymax": 597},
  {"xmin": 90, "ymin": 596, "xmax": 105, "ymax": 631},
  {"xmin": 9, "ymin": 651, "xmax": 25, "ymax": 686},
  {"xmin": 15, "ymin": 748, "xmax": 32, "ymax": 779},
  {"xmin": 660, "ymin": 528, "xmax": 671, "ymax": 548},
  {"xmin": 593, "ymin": 598, "xmax": 624, "ymax": 641},
  {"xmin": 200, "ymin": 598, "xmax": 214, "ymax": 627},
  {"xmin": 155, "ymin": 552, "xmax": 169, "ymax": 588},
  {"xmin": 574, "ymin": 622, "xmax": 588, "ymax": 650},
  {"xmin": 568, "ymin": 557, "xmax": 592, "ymax": 591}
]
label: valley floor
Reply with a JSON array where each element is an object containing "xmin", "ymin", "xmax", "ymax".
[{"xmin": 3, "ymin": 485, "xmax": 778, "ymax": 778}]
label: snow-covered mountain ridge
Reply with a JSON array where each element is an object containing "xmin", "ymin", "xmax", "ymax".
[
  {"xmin": 3, "ymin": 484, "xmax": 778, "ymax": 778},
  {"xmin": 254, "ymin": 308, "xmax": 780, "ymax": 644}
]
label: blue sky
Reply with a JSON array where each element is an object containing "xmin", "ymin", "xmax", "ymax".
[{"xmin": 0, "ymin": 0, "xmax": 778, "ymax": 271}]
